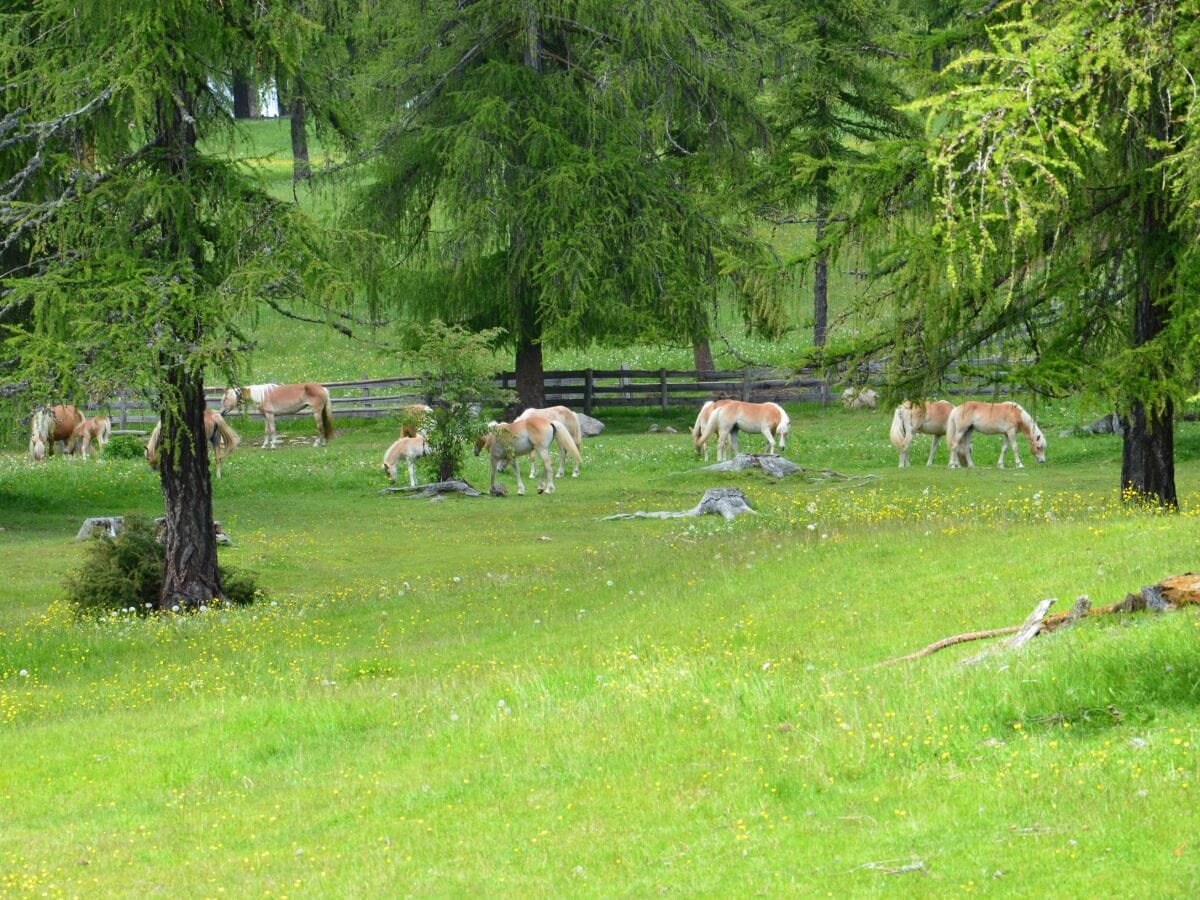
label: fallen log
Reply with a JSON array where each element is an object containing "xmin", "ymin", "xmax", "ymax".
[
  {"xmin": 603, "ymin": 487, "xmax": 756, "ymax": 522},
  {"xmin": 700, "ymin": 454, "xmax": 870, "ymax": 482},
  {"xmin": 379, "ymin": 480, "xmax": 482, "ymax": 498}
]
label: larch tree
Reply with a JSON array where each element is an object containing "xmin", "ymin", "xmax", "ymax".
[
  {"xmin": 755, "ymin": 0, "xmax": 914, "ymax": 348},
  {"xmin": 906, "ymin": 0, "xmax": 1200, "ymax": 507},
  {"xmin": 350, "ymin": 0, "xmax": 783, "ymax": 406},
  {"xmin": 0, "ymin": 1, "xmax": 352, "ymax": 606}
]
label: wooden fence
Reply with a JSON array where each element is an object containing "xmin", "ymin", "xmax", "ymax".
[{"xmin": 103, "ymin": 360, "xmax": 1021, "ymax": 428}]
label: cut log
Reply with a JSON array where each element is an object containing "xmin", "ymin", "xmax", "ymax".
[
  {"xmin": 379, "ymin": 479, "xmax": 482, "ymax": 498},
  {"xmin": 75, "ymin": 517, "xmax": 124, "ymax": 541},
  {"xmin": 1005, "ymin": 598, "xmax": 1056, "ymax": 650},
  {"xmin": 603, "ymin": 487, "xmax": 756, "ymax": 522}
]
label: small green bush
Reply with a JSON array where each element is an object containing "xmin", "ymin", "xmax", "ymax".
[
  {"xmin": 63, "ymin": 514, "xmax": 261, "ymax": 615},
  {"xmin": 102, "ymin": 434, "xmax": 146, "ymax": 460}
]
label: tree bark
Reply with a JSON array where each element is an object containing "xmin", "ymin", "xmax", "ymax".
[
  {"xmin": 1122, "ymin": 76, "xmax": 1176, "ymax": 509},
  {"xmin": 812, "ymin": 174, "xmax": 832, "ymax": 348},
  {"xmin": 692, "ymin": 336, "xmax": 714, "ymax": 372},
  {"xmin": 232, "ymin": 73, "xmax": 256, "ymax": 119},
  {"xmin": 156, "ymin": 83, "xmax": 222, "ymax": 609},
  {"xmin": 290, "ymin": 78, "xmax": 311, "ymax": 182}
]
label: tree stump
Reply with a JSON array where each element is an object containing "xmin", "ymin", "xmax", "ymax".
[{"xmin": 603, "ymin": 487, "xmax": 756, "ymax": 522}]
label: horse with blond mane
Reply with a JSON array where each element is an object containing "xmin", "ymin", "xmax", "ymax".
[
  {"xmin": 514, "ymin": 405, "xmax": 584, "ymax": 477},
  {"xmin": 220, "ymin": 382, "xmax": 333, "ymax": 448},
  {"xmin": 29, "ymin": 404, "xmax": 84, "ymax": 462},
  {"xmin": 473, "ymin": 416, "xmax": 582, "ymax": 495},
  {"xmin": 889, "ymin": 400, "xmax": 954, "ymax": 467},
  {"xmin": 146, "ymin": 410, "xmax": 241, "ymax": 478},
  {"xmin": 692, "ymin": 399, "xmax": 738, "ymax": 460},
  {"xmin": 381, "ymin": 435, "xmax": 432, "ymax": 487},
  {"xmin": 946, "ymin": 401, "xmax": 1046, "ymax": 469},
  {"xmin": 69, "ymin": 415, "xmax": 112, "ymax": 459},
  {"xmin": 696, "ymin": 400, "xmax": 789, "ymax": 461}
]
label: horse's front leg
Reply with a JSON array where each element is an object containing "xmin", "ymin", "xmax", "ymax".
[
  {"xmin": 512, "ymin": 454, "xmax": 526, "ymax": 495},
  {"xmin": 535, "ymin": 447, "xmax": 554, "ymax": 493},
  {"xmin": 1008, "ymin": 431, "xmax": 1023, "ymax": 468},
  {"xmin": 763, "ymin": 427, "xmax": 776, "ymax": 456},
  {"xmin": 261, "ymin": 412, "xmax": 274, "ymax": 449}
]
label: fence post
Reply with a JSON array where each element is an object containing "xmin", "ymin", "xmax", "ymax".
[
  {"xmin": 362, "ymin": 374, "xmax": 370, "ymax": 407},
  {"xmin": 619, "ymin": 363, "xmax": 630, "ymax": 400},
  {"xmin": 119, "ymin": 389, "xmax": 128, "ymax": 430},
  {"xmin": 584, "ymin": 369, "xmax": 594, "ymax": 416},
  {"xmin": 659, "ymin": 368, "xmax": 668, "ymax": 412},
  {"xmin": 741, "ymin": 371, "xmax": 751, "ymax": 402}
]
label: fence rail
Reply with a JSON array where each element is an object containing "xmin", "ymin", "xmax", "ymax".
[{"xmin": 100, "ymin": 359, "xmax": 1022, "ymax": 426}]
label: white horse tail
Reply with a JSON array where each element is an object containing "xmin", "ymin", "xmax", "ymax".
[
  {"xmin": 889, "ymin": 404, "xmax": 910, "ymax": 451},
  {"xmin": 145, "ymin": 421, "xmax": 163, "ymax": 470},
  {"xmin": 550, "ymin": 421, "xmax": 583, "ymax": 468},
  {"xmin": 565, "ymin": 408, "xmax": 583, "ymax": 450},
  {"xmin": 97, "ymin": 416, "xmax": 112, "ymax": 447},
  {"xmin": 210, "ymin": 412, "xmax": 240, "ymax": 455}
]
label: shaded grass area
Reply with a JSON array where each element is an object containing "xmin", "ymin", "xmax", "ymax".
[{"xmin": 2, "ymin": 406, "xmax": 1200, "ymax": 893}]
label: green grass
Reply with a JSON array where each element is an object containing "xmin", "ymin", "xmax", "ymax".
[{"xmin": 3, "ymin": 406, "xmax": 1200, "ymax": 894}]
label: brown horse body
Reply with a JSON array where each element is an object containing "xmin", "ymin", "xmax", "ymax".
[
  {"xmin": 697, "ymin": 400, "xmax": 790, "ymax": 461},
  {"xmin": 69, "ymin": 416, "xmax": 112, "ymax": 459},
  {"xmin": 889, "ymin": 400, "xmax": 954, "ymax": 467},
  {"xmin": 515, "ymin": 405, "xmax": 584, "ymax": 477},
  {"xmin": 382, "ymin": 435, "xmax": 431, "ymax": 486},
  {"xmin": 221, "ymin": 382, "xmax": 334, "ymax": 448},
  {"xmin": 946, "ymin": 401, "xmax": 1046, "ymax": 469},
  {"xmin": 29, "ymin": 404, "xmax": 84, "ymax": 462},
  {"xmin": 473, "ymin": 417, "xmax": 581, "ymax": 495},
  {"xmin": 146, "ymin": 410, "xmax": 241, "ymax": 478}
]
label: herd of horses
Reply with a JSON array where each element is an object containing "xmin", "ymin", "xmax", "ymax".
[{"xmin": 26, "ymin": 382, "xmax": 1046, "ymax": 488}]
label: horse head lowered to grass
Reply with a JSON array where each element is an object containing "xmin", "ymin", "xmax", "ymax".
[
  {"xmin": 946, "ymin": 401, "xmax": 1046, "ymax": 469},
  {"xmin": 473, "ymin": 416, "xmax": 581, "ymax": 496}
]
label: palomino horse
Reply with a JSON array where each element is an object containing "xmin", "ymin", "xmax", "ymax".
[
  {"xmin": 473, "ymin": 416, "xmax": 582, "ymax": 496},
  {"xmin": 381, "ymin": 435, "xmax": 432, "ymax": 487},
  {"xmin": 146, "ymin": 410, "xmax": 241, "ymax": 478},
  {"xmin": 692, "ymin": 399, "xmax": 738, "ymax": 461},
  {"xmin": 946, "ymin": 401, "xmax": 1046, "ymax": 469},
  {"xmin": 220, "ymin": 382, "xmax": 334, "ymax": 448},
  {"xmin": 696, "ymin": 400, "xmax": 790, "ymax": 461},
  {"xmin": 69, "ymin": 415, "xmax": 112, "ymax": 459},
  {"xmin": 889, "ymin": 399, "xmax": 954, "ymax": 467},
  {"xmin": 29, "ymin": 404, "xmax": 84, "ymax": 462},
  {"xmin": 400, "ymin": 403, "xmax": 433, "ymax": 438},
  {"xmin": 515, "ymin": 405, "xmax": 584, "ymax": 478}
]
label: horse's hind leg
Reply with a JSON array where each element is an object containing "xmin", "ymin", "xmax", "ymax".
[
  {"xmin": 925, "ymin": 435, "xmax": 939, "ymax": 466},
  {"xmin": 261, "ymin": 412, "xmax": 273, "ymax": 449}
]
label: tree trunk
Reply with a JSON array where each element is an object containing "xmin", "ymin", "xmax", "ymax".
[
  {"xmin": 232, "ymin": 73, "xmax": 255, "ymax": 119},
  {"xmin": 812, "ymin": 175, "xmax": 832, "ymax": 348},
  {"xmin": 158, "ymin": 373, "xmax": 222, "ymax": 608},
  {"xmin": 1121, "ymin": 77, "xmax": 1176, "ymax": 509},
  {"xmin": 515, "ymin": 331, "xmax": 546, "ymax": 408},
  {"xmin": 290, "ymin": 86, "xmax": 311, "ymax": 183},
  {"xmin": 156, "ymin": 83, "xmax": 222, "ymax": 609},
  {"xmin": 692, "ymin": 337, "xmax": 714, "ymax": 372}
]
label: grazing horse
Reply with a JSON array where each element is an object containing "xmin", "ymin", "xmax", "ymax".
[
  {"xmin": 29, "ymin": 404, "xmax": 84, "ymax": 462},
  {"xmin": 381, "ymin": 435, "xmax": 432, "ymax": 487},
  {"xmin": 515, "ymin": 405, "xmax": 584, "ymax": 478},
  {"xmin": 400, "ymin": 403, "xmax": 433, "ymax": 438},
  {"xmin": 220, "ymin": 382, "xmax": 334, "ymax": 448},
  {"xmin": 69, "ymin": 415, "xmax": 112, "ymax": 459},
  {"xmin": 697, "ymin": 400, "xmax": 790, "ymax": 461},
  {"xmin": 692, "ymin": 399, "xmax": 738, "ymax": 461},
  {"xmin": 146, "ymin": 410, "xmax": 241, "ymax": 478},
  {"xmin": 946, "ymin": 401, "xmax": 1046, "ymax": 469},
  {"xmin": 889, "ymin": 400, "xmax": 954, "ymax": 467},
  {"xmin": 473, "ymin": 416, "xmax": 582, "ymax": 496}
]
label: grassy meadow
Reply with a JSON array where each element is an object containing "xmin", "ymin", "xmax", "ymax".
[{"xmin": 3, "ymin": 402, "xmax": 1200, "ymax": 895}]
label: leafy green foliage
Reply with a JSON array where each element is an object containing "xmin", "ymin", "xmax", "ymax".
[
  {"xmin": 101, "ymin": 435, "xmax": 146, "ymax": 460},
  {"xmin": 404, "ymin": 320, "xmax": 512, "ymax": 481}
]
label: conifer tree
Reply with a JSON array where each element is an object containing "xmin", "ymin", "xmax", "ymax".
[
  {"xmin": 0, "ymin": 1, "xmax": 351, "ymax": 605},
  {"xmin": 905, "ymin": 0, "xmax": 1200, "ymax": 507},
  {"xmin": 351, "ymin": 0, "xmax": 782, "ymax": 405}
]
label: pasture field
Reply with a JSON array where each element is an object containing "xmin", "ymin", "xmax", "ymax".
[{"xmin": 2, "ymin": 403, "xmax": 1200, "ymax": 896}]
